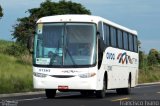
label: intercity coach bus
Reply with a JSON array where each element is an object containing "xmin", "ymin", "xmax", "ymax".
[{"xmin": 28, "ymin": 15, "xmax": 138, "ymax": 98}]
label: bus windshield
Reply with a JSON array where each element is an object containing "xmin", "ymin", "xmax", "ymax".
[{"xmin": 33, "ymin": 23, "xmax": 96, "ymax": 67}]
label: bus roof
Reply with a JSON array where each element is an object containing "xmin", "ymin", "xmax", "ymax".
[{"xmin": 37, "ymin": 15, "xmax": 137, "ymax": 35}]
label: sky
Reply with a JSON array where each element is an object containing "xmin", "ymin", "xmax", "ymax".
[{"xmin": 0, "ymin": 0, "xmax": 160, "ymax": 53}]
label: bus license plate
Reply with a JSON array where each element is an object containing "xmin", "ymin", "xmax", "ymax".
[{"xmin": 58, "ymin": 86, "xmax": 69, "ymax": 90}]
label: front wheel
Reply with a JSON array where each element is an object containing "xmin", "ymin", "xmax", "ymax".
[
  {"xmin": 95, "ymin": 78, "xmax": 106, "ymax": 98},
  {"xmin": 45, "ymin": 89, "xmax": 57, "ymax": 99}
]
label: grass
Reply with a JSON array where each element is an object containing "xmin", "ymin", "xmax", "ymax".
[
  {"xmin": 0, "ymin": 53, "xmax": 33, "ymax": 94},
  {"xmin": 0, "ymin": 40, "xmax": 12, "ymax": 54},
  {"xmin": 138, "ymin": 65, "xmax": 160, "ymax": 83}
]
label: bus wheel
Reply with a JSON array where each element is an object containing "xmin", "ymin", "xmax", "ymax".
[
  {"xmin": 96, "ymin": 78, "xmax": 106, "ymax": 98},
  {"xmin": 116, "ymin": 89, "xmax": 123, "ymax": 95},
  {"xmin": 123, "ymin": 78, "xmax": 131, "ymax": 94},
  {"xmin": 116, "ymin": 78, "xmax": 131, "ymax": 95},
  {"xmin": 45, "ymin": 89, "xmax": 57, "ymax": 99}
]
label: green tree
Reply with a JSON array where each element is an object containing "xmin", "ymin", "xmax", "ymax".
[
  {"xmin": 138, "ymin": 40, "xmax": 141, "ymax": 49},
  {"xmin": 12, "ymin": 0, "xmax": 91, "ymax": 45},
  {"xmin": 0, "ymin": 5, "xmax": 3, "ymax": 18},
  {"xmin": 139, "ymin": 50, "xmax": 145, "ymax": 69},
  {"xmin": 158, "ymin": 51, "xmax": 160, "ymax": 64},
  {"xmin": 147, "ymin": 49, "xmax": 159, "ymax": 66}
]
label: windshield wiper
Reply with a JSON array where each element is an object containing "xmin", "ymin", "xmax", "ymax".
[{"xmin": 64, "ymin": 46, "xmax": 77, "ymax": 66}]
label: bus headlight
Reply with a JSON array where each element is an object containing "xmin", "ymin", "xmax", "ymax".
[
  {"xmin": 33, "ymin": 72, "xmax": 47, "ymax": 78},
  {"xmin": 78, "ymin": 73, "xmax": 96, "ymax": 78}
]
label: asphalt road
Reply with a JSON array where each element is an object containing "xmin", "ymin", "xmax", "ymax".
[{"xmin": 0, "ymin": 84, "xmax": 160, "ymax": 106}]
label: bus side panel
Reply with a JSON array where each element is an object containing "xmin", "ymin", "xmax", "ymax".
[
  {"xmin": 96, "ymin": 67, "xmax": 105, "ymax": 90},
  {"xmin": 101, "ymin": 47, "xmax": 139, "ymax": 89}
]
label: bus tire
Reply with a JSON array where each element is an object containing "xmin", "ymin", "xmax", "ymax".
[
  {"xmin": 95, "ymin": 78, "xmax": 106, "ymax": 98},
  {"xmin": 116, "ymin": 77, "xmax": 131, "ymax": 95},
  {"xmin": 45, "ymin": 89, "xmax": 57, "ymax": 99},
  {"xmin": 116, "ymin": 89, "xmax": 123, "ymax": 95},
  {"xmin": 123, "ymin": 77, "xmax": 131, "ymax": 95}
]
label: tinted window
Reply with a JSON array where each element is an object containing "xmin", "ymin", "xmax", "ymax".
[
  {"xmin": 103, "ymin": 24, "xmax": 110, "ymax": 46},
  {"xmin": 110, "ymin": 27, "xmax": 117, "ymax": 47},
  {"xmin": 123, "ymin": 32, "xmax": 128, "ymax": 50},
  {"xmin": 98, "ymin": 21, "xmax": 104, "ymax": 40},
  {"xmin": 129, "ymin": 34, "xmax": 134, "ymax": 51},
  {"xmin": 117, "ymin": 30, "xmax": 123, "ymax": 49},
  {"xmin": 133, "ymin": 36, "xmax": 138, "ymax": 52}
]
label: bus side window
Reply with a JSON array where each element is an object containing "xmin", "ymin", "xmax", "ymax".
[
  {"xmin": 98, "ymin": 22, "xmax": 105, "ymax": 51},
  {"xmin": 110, "ymin": 27, "xmax": 117, "ymax": 47},
  {"xmin": 129, "ymin": 34, "xmax": 134, "ymax": 52},
  {"xmin": 98, "ymin": 21, "xmax": 104, "ymax": 41},
  {"xmin": 117, "ymin": 29, "xmax": 123, "ymax": 49},
  {"xmin": 103, "ymin": 24, "xmax": 110, "ymax": 46},
  {"xmin": 123, "ymin": 32, "xmax": 129, "ymax": 50},
  {"xmin": 133, "ymin": 36, "xmax": 138, "ymax": 52}
]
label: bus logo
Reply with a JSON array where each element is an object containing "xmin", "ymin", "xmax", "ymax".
[
  {"xmin": 117, "ymin": 52, "xmax": 133, "ymax": 64},
  {"xmin": 106, "ymin": 52, "xmax": 115, "ymax": 60},
  {"xmin": 62, "ymin": 70, "xmax": 79, "ymax": 73}
]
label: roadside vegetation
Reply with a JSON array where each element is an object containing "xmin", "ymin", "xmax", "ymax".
[
  {"xmin": 138, "ymin": 49, "xmax": 160, "ymax": 83},
  {"xmin": 0, "ymin": 53, "xmax": 32, "ymax": 94},
  {"xmin": 139, "ymin": 66, "xmax": 160, "ymax": 83},
  {"xmin": 0, "ymin": 40, "xmax": 33, "ymax": 94}
]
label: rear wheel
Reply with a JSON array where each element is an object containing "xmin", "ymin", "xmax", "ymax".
[
  {"xmin": 116, "ymin": 88, "xmax": 123, "ymax": 95},
  {"xmin": 45, "ymin": 89, "xmax": 57, "ymax": 99},
  {"xmin": 116, "ymin": 77, "xmax": 131, "ymax": 95},
  {"xmin": 123, "ymin": 78, "xmax": 131, "ymax": 94},
  {"xmin": 96, "ymin": 78, "xmax": 106, "ymax": 98}
]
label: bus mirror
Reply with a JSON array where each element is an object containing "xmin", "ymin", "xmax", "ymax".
[
  {"xmin": 33, "ymin": 30, "xmax": 37, "ymax": 35},
  {"xmin": 96, "ymin": 31, "xmax": 100, "ymax": 36},
  {"xmin": 96, "ymin": 31, "xmax": 105, "ymax": 52},
  {"xmin": 27, "ymin": 35, "xmax": 34, "ymax": 54}
]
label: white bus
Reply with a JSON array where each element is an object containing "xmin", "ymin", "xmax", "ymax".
[{"xmin": 29, "ymin": 15, "xmax": 138, "ymax": 98}]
